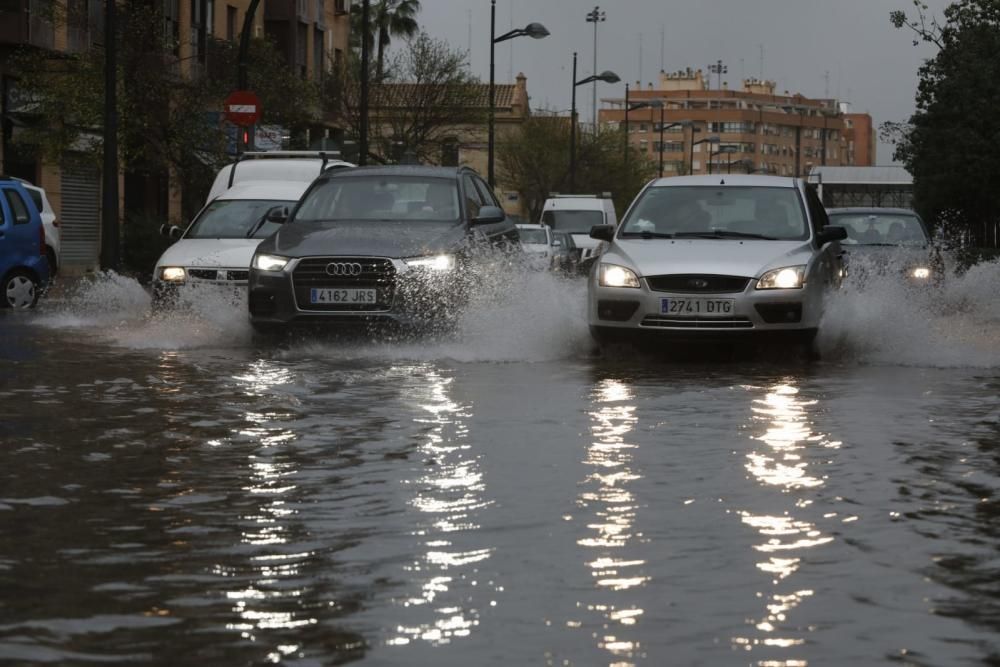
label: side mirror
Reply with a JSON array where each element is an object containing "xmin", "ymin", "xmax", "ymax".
[
  {"xmin": 265, "ymin": 205, "xmax": 289, "ymax": 224},
  {"xmin": 552, "ymin": 238, "xmax": 563, "ymax": 247},
  {"xmin": 816, "ymin": 225, "xmax": 848, "ymax": 245},
  {"xmin": 472, "ymin": 205, "xmax": 505, "ymax": 225},
  {"xmin": 160, "ymin": 224, "xmax": 184, "ymax": 240},
  {"xmin": 590, "ymin": 224, "xmax": 615, "ymax": 242}
]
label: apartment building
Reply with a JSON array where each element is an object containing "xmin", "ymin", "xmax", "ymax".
[
  {"xmin": 0, "ymin": 0, "xmax": 350, "ymax": 272},
  {"xmin": 601, "ymin": 68, "xmax": 874, "ymax": 178}
]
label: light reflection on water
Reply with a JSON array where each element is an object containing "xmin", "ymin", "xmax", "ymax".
[{"xmin": 580, "ymin": 379, "xmax": 646, "ymax": 664}]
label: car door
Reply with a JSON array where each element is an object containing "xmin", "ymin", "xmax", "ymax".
[
  {"xmin": 804, "ymin": 184, "xmax": 841, "ymax": 286},
  {"xmin": 0, "ymin": 185, "xmax": 37, "ymax": 273}
]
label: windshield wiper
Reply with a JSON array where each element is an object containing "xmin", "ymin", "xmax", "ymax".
[
  {"xmin": 674, "ymin": 230, "xmax": 776, "ymax": 240},
  {"xmin": 245, "ymin": 212, "xmax": 271, "ymax": 239},
  {"xmin": 620, "ymin": 230, "xmax": 674, "ymax": 239}
]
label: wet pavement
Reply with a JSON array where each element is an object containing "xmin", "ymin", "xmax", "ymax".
[{"xmin": 0, "ymin": 265, "xmax": 999, "ymax": 666}]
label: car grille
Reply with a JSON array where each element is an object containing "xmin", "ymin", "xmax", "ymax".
[
  {"xmin": 640, "ymin": 315, "xmax": 754, "ymax": 329},
  {"xmin": 645, "ymin": 274, "xmax": 750, "ymax": 294},
  {"xmin": 187, "ymin": 268, "xmax": 250, "ymax": 282},
  {"xmin": 292, "ymin": 257, "xmax": 396, "ymax": 311}
]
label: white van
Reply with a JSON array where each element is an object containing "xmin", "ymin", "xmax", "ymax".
[
  {"xmin": 152, "ymin": 151, "xmax": 352, "ymax": 307},
  {"xmin": 539, "ymin": 193, "xmax": 618, "ymax": 269}
]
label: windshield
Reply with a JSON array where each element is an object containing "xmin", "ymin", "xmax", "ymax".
[
  {"xmin": 295, "ymin": 176, "xmax": 460, "ymax": 222},
  {"xmin": 186, "ymin": 199, "xmax": 290, "ymax": 239},
  {"xmin": 541, "ymin": 209, "xmax": 605, "ymax": 233},
  {"xmin": 620, "ymin": 186, "xmax": 808, "ymax": 240},
  {"xmin": 827, "ymin": 212, "xmax": 929, "ymax": 246},
  {"xmin": 519, "ymin": 229, "xmax": 549, "ymax": 244}
]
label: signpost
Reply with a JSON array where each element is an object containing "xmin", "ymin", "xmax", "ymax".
[{"xmin": 224, "ymin": 90, "xmax": 260, "ymax": 152}]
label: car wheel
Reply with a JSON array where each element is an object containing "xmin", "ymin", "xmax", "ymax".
[
  {"xmin": 2, "ymin": 270, "xmax": 40, "ymax": 309},
  {"xmin": 45, "ymin": 247, "xmax": 58, "ymax": 277}
]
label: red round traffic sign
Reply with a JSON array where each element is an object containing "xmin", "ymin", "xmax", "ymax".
[{"xmin": 224, "ymin": 90, "xmax": 261, "ymax": 126}]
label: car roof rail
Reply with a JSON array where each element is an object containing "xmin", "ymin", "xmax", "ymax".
[{"xmin": 227, "ymin": 150, "xmax": 344, "ymax": 189}]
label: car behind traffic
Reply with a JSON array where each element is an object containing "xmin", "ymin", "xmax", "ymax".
[
  {"xmin": 0, "ymin": 177, "xmax": 49, "ymax": 308},
  {"xmin": 826, "ymin": 207, "xmax": 942, "ymax": 285}
]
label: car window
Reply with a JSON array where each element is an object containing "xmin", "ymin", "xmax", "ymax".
[
  {"xmin": 474, "ymin": 177, "xmax": 500, "ymax": 208},
  {"xmin": 541, "ymin": 209, "xmax": 604, "ymax": 233},
  {"xmin": 462, "ymin": 174, "xmax": 484, "ymax": 218},
  {"xmin": 186, "ymin": 199, "xmax": 294, "ymax": 239},
  {"xmin": 295, "ymin": 176, "xmax": 460, "ymax": 222},
  {"xmin": 3, "ymin": 189, "xmax": 32, "ymax": 225},
  {"xmin": 827, "ymin": 212, "xmax": 930, "ymax": 246},
  {"xmin": 518, "ymin": 229, "xmax": 548, "ymax": 244},
  {"xmin": 804, "ymin": 186, "xmax": 829, "ymax": 235},
  {"xmin": 620, "ymin": 186, "xmax": 808, "ymax": 240},
  {"xmin": 24, "ymin": 188, "xmax": 43, "ymax": 211}
]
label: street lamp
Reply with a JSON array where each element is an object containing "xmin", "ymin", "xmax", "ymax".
[
  {"xmin": 569, "ymin": 51, "xmax": 619, "ymax": 192},
  {"xmin": 654, "ymin": 119, "xmax": 692, "ymax": 178},
  {"xmin": 488, "ymin": 0, "xmax": 548, "ymax": 188},
  {"xmin": 690, "ymin": 134, "xmax": 719, "ymax": 175},
  {"xmin": 709, "ymin": 144, "xmax": 737, "ymax": 175},
  {"xmin": 585, "ymin": 6, "xmax": 606, "ymax": 131}
]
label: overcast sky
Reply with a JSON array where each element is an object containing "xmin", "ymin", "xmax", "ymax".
[{"xmin": 407, "ymin": 0, "xmax": 949, "ymax": 164}]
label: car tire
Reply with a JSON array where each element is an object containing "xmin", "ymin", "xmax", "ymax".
[{"xmin": 2, "ymin": 270, "xmax": 40, "ymax": 309}]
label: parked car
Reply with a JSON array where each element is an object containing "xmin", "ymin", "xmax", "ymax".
[
  {"xmin": 152, "ymin": 151, "xmax": 352, "ymax": 307},
  {"xmin": 550, "ymin": 231, "xmax": 581, "ymax": 274},
  {"xmin": 587, "ymin": 175, "xmax": 846, "ymax": 348},
  {"xmin": 825, "ymin": 207, "xmax": 942, "ymax": 285},
  {"xmin": 0, "ymin": 177, "xmax": 50, "ymax": 308},
  {"xmin": 540, "ymin": 193, "xmax": 617, "ymax": 269},
  {"xmin": 515, "ymin": 223, "xmax": 552, "ymax": 269},
  {"xmin": 248, "ymin": 165, "xmax": 519, "ymax": 335},
  {"xmin": 13, "ymin": 179, "xmax": 59, "ymax": 277}
]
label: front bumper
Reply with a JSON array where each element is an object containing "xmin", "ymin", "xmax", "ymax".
[
  {"xmin": 248, "ymin": 256, "xmax": 466, "ymax": 331},
  {"xmin": 151, "ymin": 267, "xmax": 249, "ymax": 308},
  {"xmin": 588, "ymin": 273, "xmax": 824, "ymax": 341}
]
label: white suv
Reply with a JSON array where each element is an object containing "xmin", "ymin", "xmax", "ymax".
[
  {"xmin": 14, "ymin": 180, "xmax": 59, "ymax": 276},
  {"xmin": 152, "ymin": 152, "xmax": 352, "ymax": 307}
]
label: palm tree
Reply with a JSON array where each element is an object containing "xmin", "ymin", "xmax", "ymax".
[{"xmin": 351, "ymin": 0, "xmax": 421, "ymax": 80}]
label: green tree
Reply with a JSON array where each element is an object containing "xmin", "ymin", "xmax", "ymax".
[
  {"xmin": 499, "ymin": 115, "xmax": 656, "ymax": 222},
  {"xmin": 890, "ymin": 0, "xmax": 1000, "ymax": 245},
  {"xmin": 350, "ymin": 0, "xmax": 421, "ymax": 80}
]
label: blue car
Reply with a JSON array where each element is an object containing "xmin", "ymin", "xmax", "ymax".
[{"xmin": 0, "ymin": 177, "xmax": 49, "ymax": 309}]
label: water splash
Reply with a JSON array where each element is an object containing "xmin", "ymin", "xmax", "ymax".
[{"xmin": 818, "ymin": 256, "xmax": 1000, "ymax": 368}]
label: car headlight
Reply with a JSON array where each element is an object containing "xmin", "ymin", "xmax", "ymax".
[
  {"xmin": 404, "ymin": 254, "xmax": 456, "ymax": 271},
  {"xmin": 159, "ymin": 266, "xmax": 186, "ymax": 282},
  {"xmin": 599, "ymin": 263, "xmax": 641, "ymax": 288},
  {"xmin": 910, "ymin": 266, "xmax": 931, "ymax": 279},
  {"xmin": 756, "ymin": 266, "xmax": 806, "ymax": 290},
  {"xmin": 253, "ymin": 254, "xmax": 290, "ymax": 272}
]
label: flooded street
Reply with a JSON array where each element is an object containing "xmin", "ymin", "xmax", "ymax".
[{"xmin": 1, "ymin": 267, "xmax": 999, "ymax": 666}]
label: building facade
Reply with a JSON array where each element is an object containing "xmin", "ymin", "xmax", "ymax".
[
  {"xmin": 0, "ymin": 0, "xmax": 351, "ymax": 273},
  {"xmin": 600, "ymin": 68, "xmax": 875, "ymax": 178}
]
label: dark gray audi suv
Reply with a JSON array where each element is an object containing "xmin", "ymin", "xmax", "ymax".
[{"xmin": 247, "ymin": 165, "xmax": 519, "ymax": 335}]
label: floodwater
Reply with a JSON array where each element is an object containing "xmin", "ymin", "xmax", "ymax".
[{"xmin": 1, "ymin": 262, "xmax": 999, "ymax": 666}]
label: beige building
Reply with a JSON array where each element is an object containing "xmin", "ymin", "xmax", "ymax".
[{"xmin": 600, "ymin": 68, "xmax": 875, "ymax": 178}]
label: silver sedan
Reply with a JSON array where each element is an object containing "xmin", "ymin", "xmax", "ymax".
[{"xmin": 587, "ymin": 175, "xmax": 847, "ymax": 347}]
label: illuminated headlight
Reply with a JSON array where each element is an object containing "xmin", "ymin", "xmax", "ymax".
[
  {"xmin": 159, "ymin": 266, "xmax": 186, "ymax": 282},
  {"xmin": 910, "ymin": 266, "xmax": 931, "ymax": 279},
  {"xmin": 599, "ymin": 263, "xmax": 641, "ymax": 288},
  {"xmin": 253, "ymin": 254, "xmax": 290, "ymax": 272},
  {"xmin": 756, "ymin": 266, "xmax": 806, "ymax": 290},
  {"xmin": 404, "ymin": 254, "xmax": 456, "ymax": 271}
]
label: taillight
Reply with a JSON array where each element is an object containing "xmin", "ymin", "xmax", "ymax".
[
  {"xmin": 52, "ymin": 219, "xmax": 59, "ymax": 227},
  {"xmin": 40, "ymin": 226, "xmax": 45, "ymax": 255}
]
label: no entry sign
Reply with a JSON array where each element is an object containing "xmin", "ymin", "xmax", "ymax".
[{"xmin": 224, "ymin": 90, "xmax": 261, "ymax": 126}]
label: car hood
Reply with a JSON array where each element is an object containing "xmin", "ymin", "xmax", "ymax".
[
  {"xmin": 155, "ymin": 238, "xmax": 262, "ymax": 269},
  {"xmin": 265, "ymin": 220, "xmax": 467, "ymax": 258},
  {"xmin": 608, "ymin": 239, "xmax": 815, "ymax": 278}
]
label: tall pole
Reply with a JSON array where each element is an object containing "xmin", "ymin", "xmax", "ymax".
[
  {"xmin": 100, "ymin": 0, "xmax": 119, "ymax": 271},
  {"xmin": 570, "ymin": 52, "xmax": 577, "ymax": 192},
  {"xmin": 236, "ymin": 0, "xmax": 262, "ymax": 153},
  {"xmin": 488, "ymin": 0, "xmax": 496, "ymax": 187},
  {"xmin": 586, "ymin": 6, "xmax": 605, "ymax": 132},
  {"xmin": 623, "ymin": 83, "xmax": 629, "ymax": 174},
  {"xmin": 359, "ymin": 0, "xmax": 370, "ymax": 166},
  {"xmin": 658, "ymin": 103, "xmax": 664, "ymax": 178}
]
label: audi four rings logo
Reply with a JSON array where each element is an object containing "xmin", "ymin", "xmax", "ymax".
[
  {"xmin": 326, "ymin": 262, "xmax": 363, "ymax": 276},
  {"xmin": 689, "ymin": 278, "xmax": 710, "ymax": 289}
]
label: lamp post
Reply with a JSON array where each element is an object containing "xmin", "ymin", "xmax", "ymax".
[
  {"xmin": 690, "ymin": 134, "xmax": 719, "ymax": 175},
  {"xmin": 488, "ymin": 1, "xmax": 548, "ymax": 188},
  {"xmin": 569, "ymin": 51, "xmax": 619, "ymax": 192},
  {"xmin": 585, "ymin": 6, "xmax": 605, "ymax": 131}
]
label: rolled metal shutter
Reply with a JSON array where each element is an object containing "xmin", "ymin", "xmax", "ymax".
[{"xmin": 59, "ymin": 161, "xmax": 101, "ymax": 269}]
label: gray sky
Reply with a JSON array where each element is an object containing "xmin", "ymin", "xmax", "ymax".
[{"xmin": 408, "ymin": 0, "xmax": 949, "ymax": 165}]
